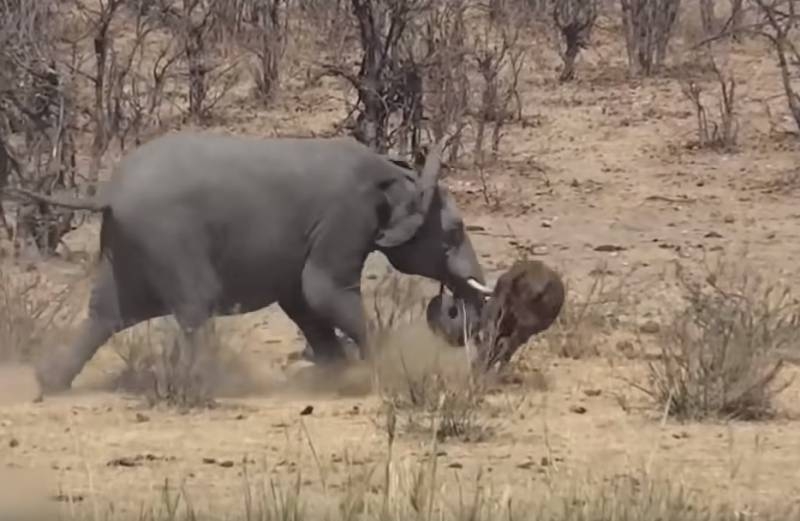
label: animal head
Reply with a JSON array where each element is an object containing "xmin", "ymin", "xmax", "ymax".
[
  {"xmin": 473, "ymin": 259, "xmax": 566, "ymax": 370},
  {"xmin": 371, "ymin": 140, "xmax": 492, "ymax": 334}
]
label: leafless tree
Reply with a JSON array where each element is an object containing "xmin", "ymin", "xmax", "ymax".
[
  {"xmin": 236, "ymin": 0, "xmax": 287, "ymax": 104},
  {"xmin": 0, "ymin": 0, "xmax": 81, "ymax": 255},
  {"xmin": 552, "ymin": 0, "xmax": 598, "ymax": 81},
  {"xmin": 748, "ymin": 0, "xmax": 800, "ymax": 132},
  {"xmin": 422, "ymin": 1, "xmax": 472, "ymax": 162},
  {"xmin": 70, "ymin": 0, "xmax": 126, "ymax": 195},
  {"xmin": 325, "ymin": 0, "xmax": 432, "ymax": 154},
  {"xmin": 619, "ymin": 0, "xmax": 681, "ymax": 76},
  {"xmin": 155, "ymin": 0, "xmax": 239, "ymax": 123},
  {"xmin": 700, "ymin": 0, "xmax": 717, "ymax": 35}
]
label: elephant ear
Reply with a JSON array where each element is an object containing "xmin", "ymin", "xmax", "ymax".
[
  {"xmin": 374, "ymin": 139, "xmax": 448, "ymax": 249},
  {"xmin": 374, "ymin": 176, "xmax": 425, "ymax": 248}
]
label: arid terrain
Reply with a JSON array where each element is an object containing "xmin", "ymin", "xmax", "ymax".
[{"xmin": 2, "ymin": 2, "xmax": 800, "ymax": 520}]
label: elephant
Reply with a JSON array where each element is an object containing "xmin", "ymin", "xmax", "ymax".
[
  {"xmin": 10, "ymin": 131, "xmax": 494, "ymax": 395},
  {"xmin": 425, "ymin": 289, "xmax": 480, "ymax": 347}
]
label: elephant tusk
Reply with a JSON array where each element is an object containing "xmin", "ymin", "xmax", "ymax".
[{"xmin": 467, "ymin": 278, "xmax": 494, "ymax": 295}]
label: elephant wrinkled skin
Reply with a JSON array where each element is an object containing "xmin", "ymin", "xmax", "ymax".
[{"xmin": 25, "ymin": 132, "xmax": 492, "ymax": 394}]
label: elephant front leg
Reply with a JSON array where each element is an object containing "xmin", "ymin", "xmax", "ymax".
[
  {"xmin": 280, "ymin": 296, "xmax": 349, "ymax": 364},
  {"xmin": 300, "ymin": 262, "xmax": 370, "ymax": 361}
]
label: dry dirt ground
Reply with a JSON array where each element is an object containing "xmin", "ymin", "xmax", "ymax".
[{"xmin": 2, "ymin": 17, "xmax": 800, "ymax": 520}]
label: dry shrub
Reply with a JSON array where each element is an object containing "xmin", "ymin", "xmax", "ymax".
[
  {"xmin": 679, "ymin": 47, "xmax": 738, "ymax": 151},
  {"xmin": 0, "ymin": 266, "xmax": 75, "ymax": 363},
  {"xmin": 641, "ymin": 257, "xmax": 798, "ymax": 421},
  {"xmin": 364, "ymin": 270, "xmax": 491, "ymax": 442},
  {"xmin": 540, "ymin": 264, "xmax": 630, "ymax": 359},
  {"xmin": 365, "ymin": 268, "xmax": 428, "ymax": 344},
  {"xmin": 109, "ymin": 316, "xmax": 256, "ymax": 409}
]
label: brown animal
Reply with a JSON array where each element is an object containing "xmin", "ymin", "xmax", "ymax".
[{"xmin": 475, "ymin": 259, "xmax": 565, "ymax": 370}]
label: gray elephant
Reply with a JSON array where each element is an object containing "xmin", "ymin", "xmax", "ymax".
[
  {"xmin": 425, "ymin": 289, "xmax": 480, "ymax": 347},
  {"xmin": 11, "ymin": 132, "xmax": 494, "ymax": 394}
]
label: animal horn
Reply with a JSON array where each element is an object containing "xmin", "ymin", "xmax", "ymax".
[{"xmin": 467, "ymin": 277, "xmax": 494, "ymax": 295}]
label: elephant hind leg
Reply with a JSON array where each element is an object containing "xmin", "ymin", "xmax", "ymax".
[{"xmin": 34, "ymin": 258, "xmax": 166, "ymax": 395}]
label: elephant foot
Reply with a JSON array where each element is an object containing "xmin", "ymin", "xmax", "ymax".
[{"xmin": 33, "ymin": 354, "xmax": 76, "ymax": 396}]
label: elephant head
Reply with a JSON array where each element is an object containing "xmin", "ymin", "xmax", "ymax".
[{"xmin": 372, "ymin": 139, "xmax": 492, "ymax": 340}]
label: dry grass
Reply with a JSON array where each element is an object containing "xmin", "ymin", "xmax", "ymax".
[
  {"xmin": 0, "ymin": 266, "xmax": 76, "ymax": 364},
  {"xmin": 362, "ymin": 271, "xmax": 492, "ymax": 443},
  {"xmin": 25, "ymin": 425, "xmax": 800, "ymax": 521},
  {"xmin": 539, "ymin": 264, "xmax": 632, "ymax": 360},
  {"xmin": 108, "ymin": 317, "xmax": 259, "ymax": 409},
  {"xmin": 637, "ymin": 256, "xmax": 799, "ymax": 421}
]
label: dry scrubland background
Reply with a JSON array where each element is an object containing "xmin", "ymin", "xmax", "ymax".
[{"xmin": 2, "ymin": 0, "xmax": 800, "ymax": 519}]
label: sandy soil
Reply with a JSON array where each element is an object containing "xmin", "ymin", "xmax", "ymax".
[{"xmin": 2, "ymin": 11, "xmax": 800, "ymax": 519}]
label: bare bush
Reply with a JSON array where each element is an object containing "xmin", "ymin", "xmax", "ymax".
[
  {"xmin": 640, "ymin": 258, "xmax": 798, "ymax": 421},
  {"xmin": 363, "ymin": 270, "xmax": 491, "ymax": 442},
  {"xmin": 552, "ymin": 0, "xmax": 598, "ymax": 82},
  {"xmin": 748, "ymin": 0, "xmax": 800, "ymax": 133},
  {"xmin": 110, "ymin": 317, "xmax": 250, "ymax": 408},
  {"xmin": 0, "ymin": 0, "xmax": 83, "ymax": 256},
  {"xmin": 324, "ymin": 0, "xmax": 432, "ymax": 154},
  {"xmin": 541, "ymin": 264, "xmax": 631, "ymax": 359},
  {"xmin": 0, "ymin": 267, "xmax": 74, "ymax": 363},
  {"xmin": 215, "ymin": 0, "xmax": 287, "ymax": 104},
  {"xmin": 69, "ymin": 0, "xmax": 126, "ymax": 194},
  {"xmin": 365, "ymin": 269, "xmax": 427, "ymax": 343},
  {"xmin": 700, "ymin": 0, "xmax": 717, "ymax": 35},
  {"xmin": 679, "ymin": 49, "xmax": 738, "ymax": 151},
  {"xmin": 422, "ymin": 1, "xmax": 472, "ymax": 160},
  {"xmin": 471, "ymin": 9, "xmax": 526, "ymax": 164},
  {"xmin": 155, "ymin": 0, "xmax": 240, "ymax": 123},
  {"xmin": 619, "ymin": 0, "xmax": 681, "ymax": 76}
]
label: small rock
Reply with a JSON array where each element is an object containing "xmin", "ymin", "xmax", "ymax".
[
  {"xmin": 51, "ymin": 493, "xmax": 84, "ymax": 503},
  {"xmin": 202, "ymin": 457, "xmax": 217, "ymax": 465},
  {"xmin": 218, "ymin": 460, "xmax": 235, "ymax": 468},
  {"xmin": 672, "ymin": 431, "xmax": 690, "ymax": 439},
  {"xmin": 616, "ymin": 340, "xmax": 635, "ymax": 357},
  {"xmin": 639, "ymin": 321, "xmax": 660, "ymax": 334},
  {"xmin": 107, "ymin": 457, "xmax": 139, "ymax": 468},
  {"xmin": 704, "ymin": 231, "xmax": 723, "ymax": 239},
  {"xmin": 516, "ymin": 461, "xmax": 535, "ymax": 469},
  {"xmin": 540, "ymin": 457, "xmax": 550, "ymax": 466},
  {"xmin": 541, "ymin": 220, "xmax": 552, "ymax": 228},
  {"xmin": 723, "ymin": 214, "xmax": 735, "ymax": 224},
  {"xmin": 235, "ymin": 414, "xmax": 247, "ymax": 420},
  {"xmin": 299, "ymin": 405, "xmax": 314, "ymax": 416},
  {"xmin": 8, "ymin": 438, "xmax": 19, "ymax": 448},
  {"xmin": 448, "ymin": 462, "xmax": 463, "ymax": 469},
  {"xmin": 569, "ymin": 405, "xmax": 587, "ymax": 414},
  {"xmin": 583, "ymin": 389, "xmax": 602, "ymax": 397},
  {"xmin": 135, "ymin": 413, "xmax": 150, "ymax": 423},
  {"xmin": 594, "ymin": 244, "xmax": 626, "ymax": 252}
]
